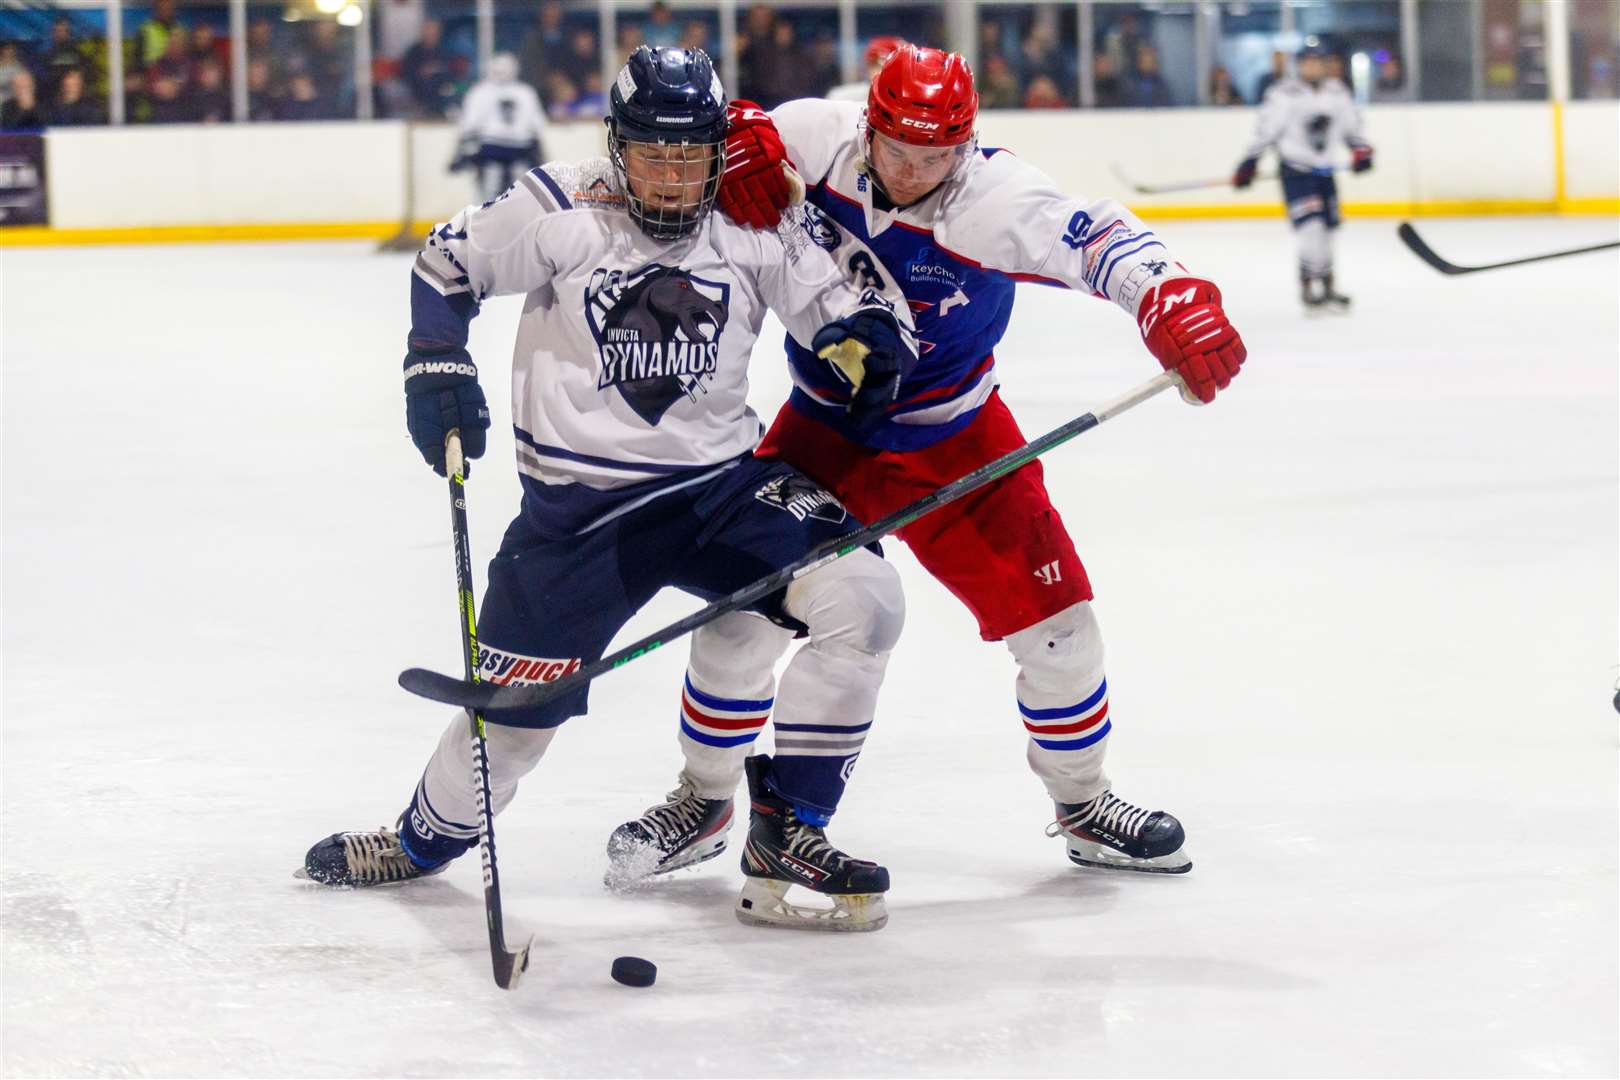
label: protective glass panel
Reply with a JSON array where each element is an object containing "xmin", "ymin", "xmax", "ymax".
[
  {"xmin": 1213, "ymin": 1, "xmax": 1283, "ymax": 106},
  {"xmin": 120, "ymin": 2, "xmax": 233, "ymax": 123},
  {"xmin": 0, "ymin": 4, "xmax": 110, "ymax": 126},
  {"xmin": 1568, "ymin": 0, "xmax": 1617, "ymax": 99},
  {"xmin": 494, "ymin": 0, "xmax": 601, "ymax": 122},
  {"xmin": 373, "ymin": 1, "xmax": 479, "ymax": 120},
  {"xmin": 245, "ymin": 3, "xmax": 359, "ymax": 121},
  {"xmin": 1092, "ymin": 2, "xmax": 1198, "ymax": 108},
  {"xmin": 737, "ymin": 4, "xmax": 841, "ymax": 107},
  {"xmin": 977, "ymin": 2, "xmax": 1079, "ymax": 109},
  {"xmin": 1293, "ymin": 0, "xmax": 1402, "ymax": 103}
]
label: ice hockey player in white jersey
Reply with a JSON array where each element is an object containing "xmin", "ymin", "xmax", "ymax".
[
  {"xmin": 606, "ymin": 45, "xmax": 1248, "ymax": 885},
  {"xmin": 451, "ymin": 52, "xmax": 548, "ymax": 202},
  {"xmin": 302, "ymin": 46, "xmax": 919, "ymax": 933},
  {"xmin": 826, "ymin": 35, "xmax": 905, "ymax": 103},
  {"xmin": 1232, "ymin": 41, "xmax": 1374, "ymax": 312}
]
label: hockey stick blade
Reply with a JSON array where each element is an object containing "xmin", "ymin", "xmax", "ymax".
[
  {"xmin": 492, "ymin": 934, "xmax": 533, "ymax": 990},
  {"xmin": 1398, "ymin": 222, "xmax": 1620, "ymax": 275},
  {"xmin": 399, "ymin": 371, "xmax": 1181, "ymax": 714},
  {"xmin": 1110, "ymin": 161, "xmax": 1278, "ymax": 196},
  {"xmin": 401, "ymin": 666, "xmax": 500, "ymax": 707}
]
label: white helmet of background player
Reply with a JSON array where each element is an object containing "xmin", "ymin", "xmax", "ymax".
[
  {"xmin": 488, "ymin": 51, "xmax": 519, "ymax": 84},
  {"xmin": 607, "ymin": 46, "xmax": 728, "ymax": 241}
]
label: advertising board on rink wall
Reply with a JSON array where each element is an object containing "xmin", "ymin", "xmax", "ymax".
[{"xmin": 0, "ymin": 134, "xmax": 48, "ymax": 227}]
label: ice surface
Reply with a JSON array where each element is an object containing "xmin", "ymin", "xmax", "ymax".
[{"xmin": 3, "ymin": 218, "xmax": 1616, "ymax": 1078}]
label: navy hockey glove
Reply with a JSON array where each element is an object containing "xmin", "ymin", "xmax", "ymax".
[
  {"xmin": 812, "ymin": 309, "xmax": 914, "ymax": 429},
  {"xmin": 1232, "ymin": 157, "xmax": 1259, "ymax": 189},
  {"xmin": 404, "ymin": 345, "xmax": 489, "ymax": 476}
]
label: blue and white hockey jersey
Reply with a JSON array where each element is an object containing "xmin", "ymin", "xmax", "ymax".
[
  {"xmin": 769, "ymin": 98, "xmax": 1187, "ymax": 451},
  {"xmin": 408, "ymin": 156, "xmax": 911, "ymax": 531}
]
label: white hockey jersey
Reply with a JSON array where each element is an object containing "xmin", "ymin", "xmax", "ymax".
[
  {"xmin": 1243, "ymin": 76, "xmax": 1369, "ymax": 173},
  {"xmin": 409, "ymin": 157, "xmax": 912, "ymax": 504},
  {"xmin": 458, "ymin": 77, "xmax": 548, "ymax": 151},
  {"xmin": 765, "ymin": 98, "xmax": 1188, "ymax": 450}
]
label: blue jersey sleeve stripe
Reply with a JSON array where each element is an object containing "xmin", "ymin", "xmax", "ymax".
[
  {"xmin": 526, "ymin": 166, "xmax": 572, "ymax": 211},
  {"xmin": 1097, "ymin": 238, "xmax": 1167, "ymax": 298}
]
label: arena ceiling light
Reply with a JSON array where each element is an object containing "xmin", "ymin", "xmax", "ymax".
[{"xmin": 336, "ymin": 4, "xmax": 364, "ymax": 26}]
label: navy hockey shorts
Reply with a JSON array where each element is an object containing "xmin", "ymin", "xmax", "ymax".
[
  {"xmin": 1281, "ymin": 165, "xmax": 1341, "ymax": 229},
  {"xmin": 474, "ymin": 454, "xmax": 863, "ymax": 729}
]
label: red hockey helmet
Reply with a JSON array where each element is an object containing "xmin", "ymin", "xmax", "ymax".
[
  {"xmin": 866, "ymin": 44, "xmax": 978, "ymax": 148},
  {"xmin": 863, "ymin": 35, "xmax": 907, "ymax": 72}
]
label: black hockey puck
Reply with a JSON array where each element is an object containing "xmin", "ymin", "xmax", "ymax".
[{"xmin": 611, "ymin": 956, "xmax": 657, "ymax": 988}]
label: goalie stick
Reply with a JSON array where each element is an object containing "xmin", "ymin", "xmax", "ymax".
[
  {"xmin": 1397, "ymin": 222, "xmax": 1620, "ymax": 275},
  {"xmin": 443, "ymin": 431, "xmax": 533, "ymax": 991},
  {"xmin": 399, "ymin": 369, "xmax": 1182, "ymax": 714}
]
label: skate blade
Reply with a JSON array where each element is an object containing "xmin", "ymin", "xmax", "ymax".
[
  {"xmin": 734, "ymin": 876, "xmax": 888, "ymax": 932},
  {"xmin": 1066, "ymin": 840, "xmax": 1192, "ymax": 875},
  {"xmin": 604, "ymin": 838, "xmax": 728, "ymax": 892}
]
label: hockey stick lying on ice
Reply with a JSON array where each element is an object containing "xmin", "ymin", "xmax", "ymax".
[
  {"xmin": 1397, "ymin": 222, "xmax": 1620, "ymax": 276},
  {"xmin": 443, "ymin": 430, "xmax": 533, "ymax": 990},
  {"xmin": 1109, "ymin": 162, "xmax": 1279, "ymax": 196},
  {"xmin": 400, "ymin": 370, "xmax": 1182, "ymax": 714}
]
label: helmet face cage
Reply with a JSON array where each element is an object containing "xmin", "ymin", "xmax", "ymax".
[
  {"xmin": 609, "ymin": 125, "xmax": 725, "ymax": 241},
  {"xmin": 607, "ymin": 45, "xmax": 729, "ymax": 241}
]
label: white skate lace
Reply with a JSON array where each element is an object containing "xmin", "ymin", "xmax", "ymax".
[
  {"xmin": 784, "ymin": 820, "xmax": 842, "ymax": 867},
  {"xmin": 1045, "ymin": 792, "xmax": 1153, "ymax": 840},
  {"xmin": 342, "ymin": 828, "xmax": 418, "ymax": 883},
  {"xmin": 641, "ymin": 783, "xmax": 708, "ymax": 846}
]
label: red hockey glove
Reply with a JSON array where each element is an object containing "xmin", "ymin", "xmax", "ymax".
[
  {"xmin": 717, "ymin": 100, "xmax": 803, "ymax": 229},
  {"xmin": 1350, "ymin": 145, "xmax": 1374, "ymax": 174},
  {"xmin": 1137, "ymin": 277, "xmax": 1246, "ymax": 405}
]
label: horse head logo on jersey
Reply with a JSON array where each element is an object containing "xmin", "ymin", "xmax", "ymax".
[{"xmin": 585, "ymin": 265, "xmax": 731, "ymax": 426}]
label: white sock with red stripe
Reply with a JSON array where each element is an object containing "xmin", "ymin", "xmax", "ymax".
[
  {"xmin": 1006, "ymin": 601, "xmax": 1112, "ymax": 805},
  {"xmin": 680, "ymin": 611, "xmax": 794, "ymax": 798}
]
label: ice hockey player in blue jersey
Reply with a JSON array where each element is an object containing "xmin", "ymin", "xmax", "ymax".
[
  {"xmin": 1232, "ymin": 41, "xmax": 1374, "ymax": 312},
  {"xmin": 606, "ymin": 46, "xmax": 1249, "ymax": 886},
  {"xmin": 301, "ymin": 46, "xmax": 917, "ymax": 933}
]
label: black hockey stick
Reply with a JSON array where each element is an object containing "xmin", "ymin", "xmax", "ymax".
[
  {"xmin": 400, "ymin": 370, "xmax": 1181, "ymax": 714},
  {"xmin": 1397, "ymin": 222, "xmax": 1620, "ymax": 276},
  {"xmin": 1110, "ymin": 161, "xmax": 1278, "ymax": 196},
  {"xmin": 444, "ymin": 431, "xmax": 533, "ymax": 990}
]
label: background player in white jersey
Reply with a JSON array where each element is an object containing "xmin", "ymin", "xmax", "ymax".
[
  {"xmin": 606, "ymin": 46, "xmax": 1247, "ymax": 883},
  {"xmin": 826, "ymin": 35, "xmax": 905, "ymax": 103},
  {"xmin": 302, "ymin": 46, "xmax": 920, "ymax": 932},
  {"xmin": 1232, "ymin": 41, "xmax": 1374, "ymax": 312},
  {"xmin": 451, "ymin": 52, "xmax": 549, "ymax": 203}
]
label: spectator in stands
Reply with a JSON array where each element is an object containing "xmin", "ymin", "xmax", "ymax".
[
  {"xmin": 146, "ymin": 68, "xmax": 190, "ymax": 123},
  {"xmin": 1093, "ymin": 52, "xmax": 1126, "ymax": 108},
  {"xmin": 49, "ymin": 67, "xmax": 104, "ymax": 126},
  {"xmin": 42, "ymin": 18, "xmax": 89, "ymax": 96},
  {"xmin": 306, "ymin": 19, "xmax": 350, "ymax": 113},
  {"xmin": 519, "ymin": 2, "xmax": 568, "ymax": 91},
  {"xmin": 573, "ymin": 69, "xmax": 606, "ymax": 117},
  {"xmin": 679, "ymin": 20, "xmax": 711, "ymax": 54},
  {"xmin": 1374, "ymin": 55, "xmax": 1405, "ymax": 100},
  {"xmin": 139, "ymin": 0, "xmax": 181, "ymax": 67},
  {"xmin": 403, "ymin": 19, "xmax": 456, "ymax": 118},
  {"xmin": 1100, "ymin": 12, "xmax": 1145, "ymax": 83},
  {"xmin": 1020, "ymin": 20, "xmax": 1070, "ymax": 99},
  {"xmin": 979, "ymin": 53, "xmax": 1021, "ymax": 109},
  {"xmin": 616, "ymin": 24, "xmax": 646, "ymax": 66},
  {"xmin": 643, "ymin": 3, "xmax": 680, "ymax": 48},
  {"xmin": 1124, "ymin": 43, "xmax": 1171, "ymax": 107},
  {"xmin": 737, "ymin": 4, "xmax": 778, "ymax": 102},
  {"xmin": 541, "ymin": 71, "xmax": 578, "ymax": 121},
  {"xmin": 247, "ymin": 19, "xmax": 280, "ymax": 78},
  {"xmin": 1210, "ymin": 65, "xmax": 1244, "ymax": 105},
  {"xmin": 278, "ymin": 70, "xmax": 325, "ymax": 121},
  {"xmin": 1255, "ymin": 48, "xmax": 1287, "ymax": 101},
  {"xmin": 191, "ymin": 23, "xmax": 227, "ymax": 71},
  {"xmin": 247, "ymin": 56, "xmax": 278, "ymax": 121},
  {"xmin": 191, "ymin": 57, "xmax": 231, "ymax": 123},
  {"xmin": 1, "ymin": 69, "xmax": 42, "ymax": 128},
  {"xmin": 562, "ymin": 27, "xmax": 599, "ymax": 87},
  {"xmin": 1022, "ymin": 74, "xmax": 1065, "ymax": 110},
  {"xmin": 0, "ymin": 45, "xmax": 27, "ymax": 110}
]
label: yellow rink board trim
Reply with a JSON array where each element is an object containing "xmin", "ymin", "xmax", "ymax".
[{"xmin": 1, "ymin": 202, "xmax": 1615, "ymax": 247}]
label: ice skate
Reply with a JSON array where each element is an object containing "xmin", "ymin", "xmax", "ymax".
[
  {"xmin": 1319, "ymin": 273, "xmax": 1352, "ymax": 313},
  {"xmin": 735, "ymin": 754, "xmax": 889, "ymax": 932},
  {"xmin": 1047, "ymin": 790, "xmax": 1191, "ymax": 874},
  {"xmin": 297, "ymin": 823, "xmax": 450, "ymax": 887},
  {"xmin": 605, "ymin": 774, "xmax": 733, "ymax": 889}
]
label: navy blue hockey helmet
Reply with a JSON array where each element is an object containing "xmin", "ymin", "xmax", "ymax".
[{"xmin": 607, "ymin": 46, "xmax": 728, "ymax": 240}]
